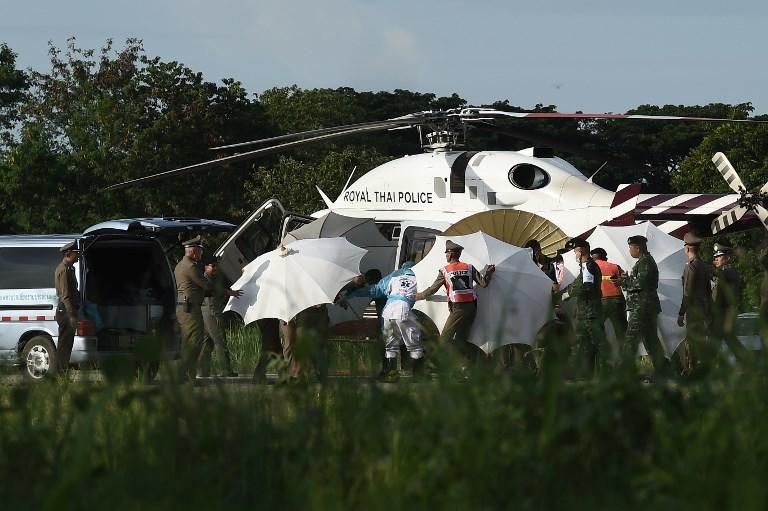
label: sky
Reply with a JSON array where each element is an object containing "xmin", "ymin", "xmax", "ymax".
[{"xmin": 2, "ymin": 0, "xmax": 768, "ymax": 115}]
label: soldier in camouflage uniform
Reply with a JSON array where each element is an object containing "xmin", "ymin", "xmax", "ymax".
[
  {"xmin": 711, "ymin": 243, "xmax": 750, "ymax": 364},
  {"xmin": 175, "ymin": 236, "xmax": 209, "ymax": 382},
  {"xmin": 620, "ymin": 235, "xmax": 670, "ymax": 378},
  {"xmin": 563, "ymin": 238, "xmax": 606, "ymax": 377}
]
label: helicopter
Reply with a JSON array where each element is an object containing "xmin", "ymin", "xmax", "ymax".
[{"xmin": 106, "ymin": 108, "xmax": 768, "ymax": 281}]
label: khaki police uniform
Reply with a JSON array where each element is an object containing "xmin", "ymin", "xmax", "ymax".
[
  {"xmin": 54, "ymin": 241, "xmax": 80, "ymax": 373},
  {"xmin": 679, "ymin": 253, "xmax": 713, "ymax": 370},
  {"xmin": 419, "ymin": 241, "xmax": 492, "ymax": 365},
  {"xmin": 711, "ymin": 244, "xmax": 749, "ymax": 363},
  {"xmin": 175, "ymin": 240, "xmax": 209, "ymax": 380},
  {"xmin": 281, "ymin": 305, "xmax": 330, "ymax": 381},
  {"xmin": 760, "ymin": 249, "xmax": 768, "ymax": 344}
]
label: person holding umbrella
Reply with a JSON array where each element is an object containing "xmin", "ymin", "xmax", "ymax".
[
  {"xmin": 620, "ymin": 235, "xmax": 670, "ymax": 378},
  {"xmin": 416, "ymin": 240, "xmax": 495, "ymax": 366}
]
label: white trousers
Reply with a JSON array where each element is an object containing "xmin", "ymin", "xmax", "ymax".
[{"xmin": 382, "ymin": 313, "xmax": 423, "ymax": 359}]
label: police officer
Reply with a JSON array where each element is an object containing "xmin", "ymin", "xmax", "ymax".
[
  {"xmin": 620, "ymin": 235, "xmax": 669, "ymax": 378},
  {"xmin": 677, "ymin": 232, "xmax": 713, "ymax": 373},
  {"xmin": 711, "ymin": 242, "xmax": 750, "ymax": 364},
  {"xmin": 253, "ymin": 318, "xmax": 283, "ymax": 382},
  {"xmin": 564, "ymin": 239, "xmax": 606, "ymax": 376},
  {"xmin": 416, "ymin": 240, "xmax": 495, "ymax": 367},
  {"xmin": 175, "ymin": 236, "xmax": 209, "ymax": 381},
  {"xmin": 760, "ymin": 248, "xmax": 768, "ymax": 347},
  {"xmin": 590, "ymin": 247, "xmax": 627, "ymax": 345},
  {"xmin": 281, "ymin": 304, "xmax": 330, "ymax": 381},
  {"xmin": 54, "ymin": 241, "xmax": 80, "ymax": 375},
  {"xmin": 198, "ymin": 253, "xmax": 242, "ymax": 377}
]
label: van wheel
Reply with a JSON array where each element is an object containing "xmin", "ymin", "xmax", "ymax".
[{"xmin": 21, "ymin": 336, "xmax": 57, "ymax": 381}]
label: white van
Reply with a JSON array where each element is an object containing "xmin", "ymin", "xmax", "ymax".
[{"xmin": 0, "ymin": 217, "xmax": 235, "ymax": 380}]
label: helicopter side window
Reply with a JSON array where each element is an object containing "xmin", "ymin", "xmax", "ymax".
[
  {"xmin": 508, "ymin": 164, "xmax": 550, "ymax": 190},
  {"xmin": 376, "ymin": 222, "xmax": 401, "ymax": 241},
  {"xmin": 399, "ymin": 227, "xmax": 439, "ymax": 265}
]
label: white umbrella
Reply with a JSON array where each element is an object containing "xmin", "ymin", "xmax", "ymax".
[
  {"xmin": 562, "ymin": 222, "xmax": 686, "ymax": 355},
  {"xmin": 224, "ymin": 237, "xmax": 366, "ymax": 323},
  {"xmin": 413, "ymin": 232, "xmax": 554, "ymax": 354},
  {"xmin": 283, "ymin": 212, "xmax": 395, "ymax": 326}
]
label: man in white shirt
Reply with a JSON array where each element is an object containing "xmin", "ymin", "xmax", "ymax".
[{"xmin": 381, "ymin": 266, "xmax": 425, "ymax": 379}]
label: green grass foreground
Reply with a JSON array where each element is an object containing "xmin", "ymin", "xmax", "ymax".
[{"xmin": 3, "ymin": 356, "xmax": 768, "ymax": 510}]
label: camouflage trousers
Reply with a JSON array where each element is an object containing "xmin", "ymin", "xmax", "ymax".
[
  {"xmin": 575, "ymin": 316, "xmax": 608, "ymax": 377},
  {"xmin": 624, "ymin": 308, "xmax": 669, "ymax": 377}
]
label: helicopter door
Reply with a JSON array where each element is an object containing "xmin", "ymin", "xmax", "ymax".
[{"xmin": 215, "ymin": 199, "xmax": 293, "ymax": 282}]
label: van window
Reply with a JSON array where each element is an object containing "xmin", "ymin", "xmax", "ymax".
[{"xmin": 0, "ymin": 247, "xmax": 61, "ymax": 289}]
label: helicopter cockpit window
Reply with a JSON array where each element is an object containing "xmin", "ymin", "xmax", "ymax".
[{"xmin": 508, "ymin": 164, "xmax": 550, "ymax": 190}]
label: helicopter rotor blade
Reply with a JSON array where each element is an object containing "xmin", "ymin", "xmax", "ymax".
[
  {"xmin": 710, "ymin": 205, "xmax": 749, "ymax": 235},
  {"xmin": 471, "ymin": 121, "xmax": 643, "ymax": 171},
  {"xmin": 755, "ymin": 205, "xmax": 768, "ymax": 231},
  {"xmin": 210, "ymin": 117, "xmax": 418, "ymax": 151},
  {"xmin": 104, "ymin": 121, "xmax": 406, "ymax": 191},
  {"xmin": 463, "ymin": 108, "xmax": 768, "ymax": 124},
  {"xmin": 711, "ymin": 152, "xmax": 747, "ymax": 193}
]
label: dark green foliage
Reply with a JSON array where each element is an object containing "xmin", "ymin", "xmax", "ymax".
[
  {"xmin": 0, "ymin": 43, "xmax": 29, "ymax": 151},
  {"xmin": 675, "ymin": 124, "xmax": 768, "ymax": 310},
  {"xmin": 4, "ymin": 361, "xmax": 768, "ymax": 509}
]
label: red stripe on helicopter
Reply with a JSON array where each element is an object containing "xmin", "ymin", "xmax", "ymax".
[
  {"xmin": 635, "ymin": 194, "xmax": 738, "ymax": 216},
  {"xmin": 0, "ymin": 316, "xmax": 55, "ymax": 322},
  {"xmin": 634, "ymin": 194, "xmax": 670, "ymax": 209},
  {"xmin": 610, "ymin": 184, "xmax": 642, "ymax": 208}
]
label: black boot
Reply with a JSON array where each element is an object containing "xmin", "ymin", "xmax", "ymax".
[
  {"xmin": 380, "ymin": 357, "xmax": 399, "ymax": 381},
  {"xmin": 412, "ymin": 357, "xmax": 426, "ymax": 380}
]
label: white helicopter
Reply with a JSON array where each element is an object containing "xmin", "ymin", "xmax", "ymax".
[{"xmin": 107, "ymin": 108, "xmax": 768, "ymax": 282}]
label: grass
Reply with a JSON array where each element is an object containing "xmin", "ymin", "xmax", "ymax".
[
  {"xmin": 220, "ymin": 319, "xmax": 382, "ymax": 376},
  {"xmin": 4, "ymin": 327, "xmax": 768, "ymax": 509}
]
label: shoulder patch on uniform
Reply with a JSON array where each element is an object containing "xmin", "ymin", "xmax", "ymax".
[{"xmin": 582, "ymin": 262, "xmax": 596, "ymax": 284}]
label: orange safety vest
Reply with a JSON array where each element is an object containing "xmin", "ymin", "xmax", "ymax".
[
  {"xmin": 442, "ymin": 261, "xmax": 477, "ymax": 303},
  {"xmin": 595, "ymin": 259, "xmax": 623, "ymax": 298}
]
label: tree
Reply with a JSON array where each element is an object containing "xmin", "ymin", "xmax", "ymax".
[
  {"xmin": 245, "ymin": 145, "xmax": 391, "ymax": 214},
  {"xmin": 0, "ymin": 38, "xmax": 266, "ymax": 232},
  {"xmin": 675, "ymin": 123, "xmax": 768, "ymax": 309},
  {"xmin": 0, "ymin": 43, "xmax": 30, "ymax": 151}
]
